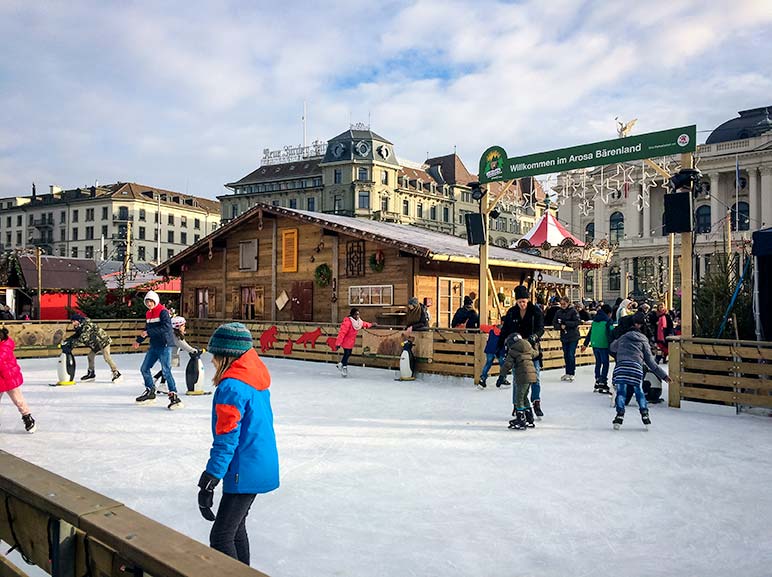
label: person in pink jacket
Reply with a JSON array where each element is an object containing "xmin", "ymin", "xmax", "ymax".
[
  {"xmin": 0, "ymin": 327, "xmax": 36, "ymax": 433},
  {"xmin": 334, "ymin": 308, "xmax": 374, "ymax": 377}
]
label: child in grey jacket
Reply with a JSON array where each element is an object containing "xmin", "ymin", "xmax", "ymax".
[
  {"xmin": 500, "ymin": 333, "xmax": 539, "ymax": 430},
  {"xmin": 609, "ymin": 312, "xmax": 670, "ymax": 429}
]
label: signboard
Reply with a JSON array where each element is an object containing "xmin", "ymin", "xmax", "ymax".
[{"xmin": 479, "ymin": 125, "xmax": 696, "ymax": 183}]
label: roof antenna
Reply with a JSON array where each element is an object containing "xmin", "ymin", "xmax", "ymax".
[{"xmin": 368, "ymin": 110, "xmax": 371, "ymax": 129}]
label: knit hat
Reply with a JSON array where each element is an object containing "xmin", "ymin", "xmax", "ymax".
[
  {"xmin": 408, "ymin": 297, "xmax": 419, "ymax": 306},
  {"xmin": 70, "ymin": 313, "xmax": 85, "ymax": 323},
  {"xmin": 144, "ymin": 291, "xmax": 160, "ymax": 306},
  {"xmin": 463, "ymin": 296, "xmax": 473, "ymax": 306},
  {"xmin": 208, "ymin": 322, "xmax": 254, "ymax": 357},
  {"xmin": 514, "ymin": 285, "xmax": 529, "ymax": 300},
  {"xmin": 632, "ymin": 312, "xmax": 647, "ymax": 326}
]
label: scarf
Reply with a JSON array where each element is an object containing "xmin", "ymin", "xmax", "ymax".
[{"xmin": 349, "ymin": 316, "xmax": 364, "ymax": 331}]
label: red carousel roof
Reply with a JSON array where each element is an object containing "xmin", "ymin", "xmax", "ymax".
[{"xmin": 519, "ymin": 212, "xmax": 584, "ymax": 247}]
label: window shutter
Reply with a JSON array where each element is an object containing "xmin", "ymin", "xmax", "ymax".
[
  {"xmin": 239, "ymin": 239, "xmax": 258, "ymax": 271},
  {"xmin": 281, "ymin": 229, "xmax": 298, "ymax": 272}
]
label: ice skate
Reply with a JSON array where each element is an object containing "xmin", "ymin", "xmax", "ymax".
[
  {"xmin": 566, "ymin": 375, "xmax": 575, "ymax": 382},
  {"xmin": 508, "ymin": 411, "xmax": 527, "ymax": 430},
  {"xmin": 476, "ymin": 378, "xmax": 487, "ymax": 390},
  {"xmin": 613, "ymin": 413, "xmax": 624, "ymax": 430},
  {"xmin": 135, "ymin": 388, "xmax": 157, "ymax": 405},
  {"xmin": 596, "ymin": 383, "xmax": 611, "ymax": 395},
  {"xmin": 341, "ymin": 366, "xmax": 348, "ymax": 378},
  {"xmin": 167, "ymin": 392, "xmax": 183, "ymax": 410},
  {"xmin": 524, "ymin": 408, "xmax": 536, "ymax": 428},
  {"xmin": 22, "ymin": 413, "xmax": 36, "ymax": 433},
  {"xmin": 641, "ymin": 410, "xmax": 651, "ymax": 430},
  {"xmin": 80, "ymin": 370, "xmax": 96, "ymax": 382},
  {"xmin": 111, "ymin": 371, "xmax": 123, "ymax": 383},
  {"xmin": 533, "ymin": 400, "xmax": 543, "ymax": 420},
  {"xmin": 560, "ymin": 374, "xmax": 569, "ymax": 381}
]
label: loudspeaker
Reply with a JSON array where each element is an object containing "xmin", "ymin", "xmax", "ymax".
[
  {"xmin": 663, "ymin": 192, "xmax": 692, "ymax": 234},
  {"xmin": 465, "ymin": 213, "xmax": 486, "ymax": 245}
]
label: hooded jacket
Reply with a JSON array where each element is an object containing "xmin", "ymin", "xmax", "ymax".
[
  {"xmin": 500, "ymin": 334, "xmax": 538, "ymax": 385},
  {"xmin": 583, "ymin": 309, "xmax": 612, "ymax": 349},
  {"xmin": 335, "ymin": 316, "xmax": 372, "ymax": 350},
  {"xmin": 137, "ymin": 295, "xmax": 175, "ymax": 348},
  {"xmin": 610, "ymin": 330, "xmax": 668, "ymax": 381},
  {"xmin": 206, "ymin": 348, "xmax": 280, "ymax": 494},
  {"xmin": 64, "ymin": 318, "xmax": 112, "ymax": 351},
  {"xmin": 0, "ymin": 337, "xmax": 23, "ymax": 393}
]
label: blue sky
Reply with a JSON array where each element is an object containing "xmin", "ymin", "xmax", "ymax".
[{"xmin": 1, "ymin": 0, "xmax": 771, "ymax": 199}]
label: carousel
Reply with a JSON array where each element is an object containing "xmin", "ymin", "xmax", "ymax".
[{"xmin": 514, "ymin": 204, "xmax": 613, "ymax": 303}]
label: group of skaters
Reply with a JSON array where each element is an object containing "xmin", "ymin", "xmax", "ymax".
[
  {"xmin": 477, "ymin": 288, "xmax": 675, "ymax": 430},
  {"xmin": 0, "ymin": 289, "xmax": 280, "ymax": 567}
]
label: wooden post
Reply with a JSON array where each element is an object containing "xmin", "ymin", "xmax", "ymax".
[
  {"xmin": 668, "ymin": 338, "xmax": 682, "ymax": 408},
  {"xmin": 473, "ymin": 332, "xmax": 487, "ymax": 383},
  {"xmin": 479, "ymin": 197, "xmax": 489, "ymax": 325},
  {"xmin": 680, "ymin": 152, "xmax": 694, "ymax": 338},
  {"xmin": 271, "ymin": 220, "xmax": 277, "ymax": 322},
  {"xmin": 667, "ymin": 233, "xmax": 674, "ymax": 310}
]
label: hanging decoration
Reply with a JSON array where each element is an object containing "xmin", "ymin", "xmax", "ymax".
[
  {"xmin": 314, "ymin": 263, "xmax": 333, "ymax": 287},
  {"xmin": 369, "ymin": 250, "xmax": 385, "ymax": 273}
]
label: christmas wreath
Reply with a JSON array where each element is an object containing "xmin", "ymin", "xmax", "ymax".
[
  {"xmin": 314, "ymin": 263, "xmax": 333, "ymax": 287},
  {"xmin": 369, "ymin": 250, "xmax": 385, "ymax": 273}
]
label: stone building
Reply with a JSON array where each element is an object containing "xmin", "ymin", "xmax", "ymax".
[
  {"xmin": 221, "ymin": 125, "xmax": 546, "ymax": 248},
  {"xmin": 557, "ymin": 106, "xmax": 772, "ymax": 303},
  {"xmin": 0, "ymin": 182, "xmax": 220, "ymax": 264}
]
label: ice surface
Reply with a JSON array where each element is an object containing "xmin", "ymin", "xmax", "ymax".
[{"xmin": 2, "ymin": 353, "xmax": 771, "ymax": 577}]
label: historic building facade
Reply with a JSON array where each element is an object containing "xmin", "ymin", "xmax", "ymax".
[
  {"xmin": 221, "ymin": 125, "xmax": 544, "ymax": 248},
  {"xmin": 557, "ymin": 106, "xmax": 772, "ymax": 303},
  {"xmin": 0, "ymin": 182, "xmax": 220, "ymax": 264}
]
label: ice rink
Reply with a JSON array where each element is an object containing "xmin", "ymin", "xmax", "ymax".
[{"xmin": 2, "ymin": 352, "xmax": 771, "ymax": 577}]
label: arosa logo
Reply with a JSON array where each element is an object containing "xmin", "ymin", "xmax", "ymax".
[
  {"xmin": 482, "ymin": 147, "xmax": 506, "ymax": 180},
  {"xmin": 677, "ymin": 133, "xmax": 690, "ymax": 147}
]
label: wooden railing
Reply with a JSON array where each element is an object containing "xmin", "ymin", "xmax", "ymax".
[
  {"xmin": 0, "ymin": 450, "xmax": 269, "ymax": 577},
  {"xmin": 668, "ymin": 337, "xmax": 772, "ymax": 409}
]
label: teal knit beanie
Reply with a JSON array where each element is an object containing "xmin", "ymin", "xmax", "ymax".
[{"xmin": 208, "ymin": 322, "xmax": 254, "ymax": 357}]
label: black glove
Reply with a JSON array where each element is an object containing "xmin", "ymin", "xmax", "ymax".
[{"xmin": 197, "ymin": 471, "xmax": 220, "ymax": 522}]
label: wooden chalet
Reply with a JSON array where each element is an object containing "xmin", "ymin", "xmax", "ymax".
[{"xmin": 157, "ymin": 204, "xmax": 570, "ymax": 327}]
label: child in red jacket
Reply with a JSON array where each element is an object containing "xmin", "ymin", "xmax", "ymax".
[
  {"xmin": 334, "ymin": 308, "xmax": 374, "ymax": 377},
  {"xmin": 0, "ymin": 327, "xmax": 36, "ymax": 433}
]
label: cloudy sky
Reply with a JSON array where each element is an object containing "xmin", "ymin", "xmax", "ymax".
[{"xmin": 1, "ymin": 0, "xmax": 771, "ymax": 200}]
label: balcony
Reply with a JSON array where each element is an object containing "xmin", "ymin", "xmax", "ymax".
[
  {"xmin": 32, "ymin": 218, "xmax": 54, "ymax": 229},
  {"xmin": 112, "ymin": 213, "xmax": 134, "ymax": 222}
]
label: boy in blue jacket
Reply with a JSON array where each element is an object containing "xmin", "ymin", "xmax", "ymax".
[
  {"xmin": 476, "ymin": 322, "xmax": 506, "ymax": 389},
  {"xmin": 197, "ymin": 323, "xmax": 279, "ymax": 565},
  {"xmin": 131, "ymin": 291, "xmax": 181, "ymax": 409}
]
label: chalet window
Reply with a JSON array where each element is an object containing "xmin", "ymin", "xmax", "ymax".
[
  {"xmin": 348, "ymin": 285, "xmax": 393, "ymax": 306},
  {"xmin": 346, "ymin": 240, "xmax": 365, "ymax": 277},
  {"xmin": 241, "ymin": 286, "xmax": 264, "ymax": 320},
  {"xmin": 239, "ymin": 239, "xmax": 259, "ymax": 271},
  {"xmin": 197, "ymin": 287, "xmax": 214, "ymax": 318},
  {"xmin": 281, "ymin": 229, "xmax": 298, "ymax": 272}
]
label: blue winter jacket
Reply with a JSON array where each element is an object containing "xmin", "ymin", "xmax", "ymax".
[
  {"xmin": 483, "ymin": 329, "xmax": 500, "ymax": 354},
  {"xmin": 206, "ymin": 348, "xmax": 280, "ymax": 494},
  {"xmin": 137, "ymin": 304, "xmax": 175, "ymax": 348}
]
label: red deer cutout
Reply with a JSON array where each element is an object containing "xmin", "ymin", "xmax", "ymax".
[
  {"xmin": 259, "ymin": 326, "xmax": 279, "ymax": 353},
  {"xmin": 325, "ymin": 337, "xmax": 338, "ymax": 351}
]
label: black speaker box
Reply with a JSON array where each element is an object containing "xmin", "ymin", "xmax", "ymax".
[
  {"xmin": 465, "ymin": 213, "xmax": 486, "ymax": 245},
  {"xmin": 663, "ymin": 192, "xmax": 692, "ymax": 234}
]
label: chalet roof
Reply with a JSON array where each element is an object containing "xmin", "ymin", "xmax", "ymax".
[
  {"xmin": 225, "ymin": 158, "xmax": 323, "ymax": 188},
  {"xmin": 158, "ymin": 204, "xmax": 570, "ymax": 274},
  {"xmin": 17, "ymin": 255, "xmax": 97, "ymax": 290}
]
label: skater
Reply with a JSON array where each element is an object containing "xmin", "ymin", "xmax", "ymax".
[
  {"xmin": 581, "ymin": 304, "xmax": 613, "ymax": 394},
  {"xmin": 451, "ymin": 296, "xmax": 480, "ymax": 329},
  {"xmin": 334, "ymin": 308, "xmax": 374, "ymax": 377},
  {"xmin": 197, "ymin": 322, "xmax": 279, "ymax": 565},
  {"xmin": 497, "ymin": 285, "xmax": 545, "ymax": 415},
  {"xmin": 63, "ymin": 313, "xmax": 122, "ymax": 383},
  {"xmin": 609, "ymin": 312, "xmax": 670, "ymax": 429},
  {"xmin": 404, "ymin": 297, "xmax": 429, "ymax": 331},
  {"xmin": 131, "ymin": 291, "xmax": 181, "ymax": 409},
  {"xmin": 476, "ymin": 322, "xmax": 503, "ymax": 389},
  {"xmin": 153, "ymin": 316, "xmax": 200, "ymax": 385},
  {"xmin": 0, "ymin": 327, "xmax": 35, "ymax": 433},
  {"xmin": 654, "ymin": 303, "xmax": 674, "ymax": 363},
  {"xmin": 500, "ymin": 333, "xmax": 538, "ymax": 430},
  {"xmin": 554, "ymin": 296, "xmax": 580, "ymax": 382}
]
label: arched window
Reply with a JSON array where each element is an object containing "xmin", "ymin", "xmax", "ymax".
[
  {"xmin": 695, "ymin": 205, "xmax": 711, "ymax": 233},
  {"xmin": 608, "ymin": 265, "xmax": 621, "ymax": 291},
  {"xmin": 609, "ymin": 212, "xmax": 624, "ymax": 243},
  {"xmin": 584, "ymin": 270, "xmax": 594, "ymax": 295},
  {"xmin": 585, "ymin": 222, "xmax": 595, "ymax": 242},
  {"xmin": 731, "ymin": 201, "xmax": 750, "ymax": 231}
]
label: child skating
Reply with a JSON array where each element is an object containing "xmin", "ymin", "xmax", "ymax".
[
  {"xmin": 197, "ymin": 322, "xmax": 279, "ymax": 565},
  {"xmin": 499, "ymin": 332, "xmax": 539, "ymax": 430},
  {"xmin": 153, "ymin": 316, "xmax": 201, "ymax": 386},
  {"xmin": 334, "ymin": 308, "xmax": 374, "ymax": 377},
  {"xmin": 581, "ymin": 304, "xmax": 613, "ymax": 394},
  {"xmin": 609, "ymin": 312, "xmax": 670, "ymax": 430},
  {"xmin": 63, "ymin": 313, "xmax": 122, "ymax": 383},
  {"xmin": 0, "ymin": 327, "xmax": 36, "ymax": 433},
  {"xmin": 131, "ymin": 291, "xmax": 182, "ymax": 409}
]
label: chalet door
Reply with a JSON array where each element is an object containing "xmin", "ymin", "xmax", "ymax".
[
  {"xmin": 437, "ymin": 277, "xmax": 464, "ymax": 328},
  {"xmin": 291, "ymin": 281, "xmax": 313, "ymax": 322}
]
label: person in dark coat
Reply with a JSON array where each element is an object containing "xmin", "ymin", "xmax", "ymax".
[
  {"xmin": 544, "ymin": 298, "xmax": 560, "ymax": 326},
  {"xmin": 451, "ymin": 296, "xmax": 480, "ymax": 329},
  {"xmin": 554, "ymin": 296, "xmax": 581, "ymax": 381},
  {"xmin": 497, "ymin": 285, "xmax": 546, "ymax": 417},
  {"xmin": 404, "ymin": 297, "xmax": 429, "ymax": 331}
]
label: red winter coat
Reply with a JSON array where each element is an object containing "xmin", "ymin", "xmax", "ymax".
[
  {"xmin": 335, "ymin": 317, "xmax": 372, "ymax": 350},
  {"xmin": 0, "ymin": 338, "xmax": 23, "ymax": 392}
]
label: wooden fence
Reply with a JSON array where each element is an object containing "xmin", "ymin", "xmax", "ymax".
[
  {"xmin": 668, "ymin": 337, "xmax": 772, "ymax": 409},
  {"xmin": 0, "ymin": 450, "xmax": 269, "ymax": 577}
]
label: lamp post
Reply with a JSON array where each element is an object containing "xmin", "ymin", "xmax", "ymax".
[{"xmin": 470, "ymin": 182, "xmax": 489, "ymax": 324}]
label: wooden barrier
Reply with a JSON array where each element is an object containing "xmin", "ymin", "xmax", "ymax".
[
  {"xmin": 0, "ymin": 450, "xmax": 269, "ymax": 577},
  {"xmin": 668, "ymin": 337, "xmax": 772, "ymax": 409}
]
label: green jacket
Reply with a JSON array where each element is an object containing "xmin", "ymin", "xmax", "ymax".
[
  {"xmin": 583, "ymin": 311, "xmax": 612, "ymax": 349},
  {"xmin": 65, "ymin": 319, "xmax": 112, "ymax": 351}
]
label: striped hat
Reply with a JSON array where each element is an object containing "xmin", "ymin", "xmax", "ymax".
[{"xmin": 207, "ymin": 323, "xmax": 254, "ymax": 357}]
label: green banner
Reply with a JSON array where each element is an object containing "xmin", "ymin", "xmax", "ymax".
[{"xmin": 479, "ymin": 125, "xmax": 696, "ymax": 183}]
